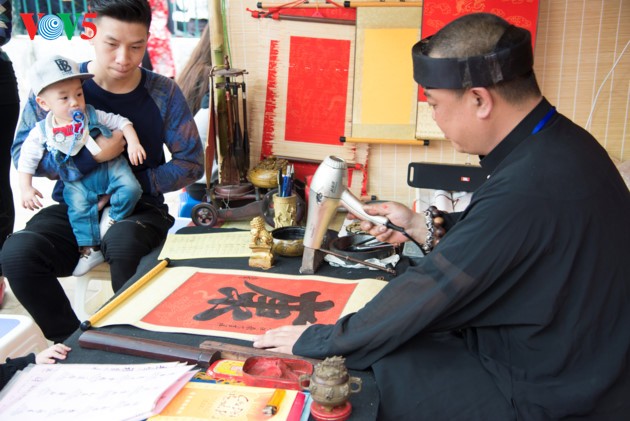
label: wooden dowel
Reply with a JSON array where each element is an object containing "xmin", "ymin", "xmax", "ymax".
[
  {"xmin": 340, "ymin": 136, "xmax": 432, "ymax": 146},
  {"xmin": 80, "ymin": 258, "xmax": 171, "ymax": 331},
  {"xmin": 345, "ymin": 1, "xmax": 422, "ymax": 6},
  {"xmin": 78, "ymin": 331, "xmax": 323, "ymax": 368},
  {"xmin": 257, "ymin": 1, "xmax": 422, "ymax": 8},
  {"xmin": 79, "ymin": 330, "xmax": 220, "ymax": 368},
  {"xmin": 273, "ymin": 155, "xmax": 323, "ymax": 165},
  {"xmin": 265, "ymin": 14, "xmax": 355, "ymax": 25},
  {"xmin": 258, "ymin": 2, "xmax": 338, "ymax": 8}
]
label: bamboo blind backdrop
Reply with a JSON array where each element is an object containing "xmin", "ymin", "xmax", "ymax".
[{"xmin": 225, "ymin": 0, "xmax": 629, "ymax": 206}]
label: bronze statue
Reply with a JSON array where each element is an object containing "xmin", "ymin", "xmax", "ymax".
[{"xmin": 248, "ymin": 216, "xmax": 274, "ymax": 269}]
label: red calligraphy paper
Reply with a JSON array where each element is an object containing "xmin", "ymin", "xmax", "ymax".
[
  {"xmin": 284, "ymin": 36, "xmax": 351, "ymax": 145},
  {"xmin": 141, "ymin": 272, "xmax": 357, "ymax": 337}
]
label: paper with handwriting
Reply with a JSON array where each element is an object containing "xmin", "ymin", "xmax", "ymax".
[
  {"xmin": 0, "ymin": 362, "xmax": 197, "ymax": 421},
  {"xmin": 158, "ymin": 231, "xmax": 252, "ymax": 260}
]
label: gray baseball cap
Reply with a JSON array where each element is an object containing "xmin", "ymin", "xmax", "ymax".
[{"xmin": 28, "ymin": 55, "xmax": 94, "ymax": 96}]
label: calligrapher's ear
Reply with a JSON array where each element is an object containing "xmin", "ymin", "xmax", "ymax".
[{"xmin": 470, "ymin": 87, "xmax": 493, "ymax": 119}]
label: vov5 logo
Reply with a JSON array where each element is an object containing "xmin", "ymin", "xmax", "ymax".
[{"xmin": 20, "ymin": 13, "xmax": 97, "ymax": 40}]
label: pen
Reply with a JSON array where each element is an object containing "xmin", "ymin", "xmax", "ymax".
[
  {"xmin": 284, "ymin": 164, "xmax": 293, "ymax": 197},
  {"xmin": 263, "ymin": 388, "xmax": 285, "ymax": 415},
  {"xmin": 277, "ymin": 168, "xmax": 283, "ymax": 191},
  {"xmin": 281, "ymin": 175, "xmax": 291, "ymax": 197}
]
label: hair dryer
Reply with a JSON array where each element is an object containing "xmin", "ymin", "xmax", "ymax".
[
  {"xmin": 302, "ymin": 156, "xmax": 403, "ymax": 251},
  {"xmin": 299, "ymin": 156, "xmax": 414, "ymax": 274}
]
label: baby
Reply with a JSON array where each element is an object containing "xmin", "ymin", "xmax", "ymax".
[{"xmin": 17, "ymin": 55, "xmax": 145, "ymax": 276}]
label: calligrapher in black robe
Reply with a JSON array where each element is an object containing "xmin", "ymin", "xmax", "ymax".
[{"xmin": 294, "ymin": 99, "xmax": 630, "ymax": 420}]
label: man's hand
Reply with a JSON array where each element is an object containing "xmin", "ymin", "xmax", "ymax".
[
  {"xmin": 358, "ymin": 201, "xmax": 425, "ymax": 244},
  {"xmin": 93, "ymin": 130, "xmax": 126, "ymax": 163},
  {"xmin": 252, "ymin": 325, "xmax": 311, "ymax": 355}
]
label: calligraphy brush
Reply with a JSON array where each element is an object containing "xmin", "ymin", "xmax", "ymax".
[
  {"xmin": 349, "ymin": 236, "xmax": 380, "ymax": 248},
  {"xmin": 205, "ymin": 75, "xmax": 218, "ymax": 190},
  {"xmin": 241, "ymin": 80, "xmax": 250, "ymax": 172},
  {"xmin": 221, "ymin": 88, "xmax": 239, "ymax": 185},
  {"xmin": 231, "ymin": 82, "xmax": 245, "ymax": 181},
  {"xmin": 320, "ymin": 248, "xmax": 397, "ymax": 275},
  {"xmin": 220, "ymin": 57, "xmax": 239, "ymax": 185},
  {"xmin": 348, "ymin": 243, "xmax": 393, "ymax": 252}
]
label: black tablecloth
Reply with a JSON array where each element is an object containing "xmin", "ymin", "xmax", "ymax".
[{"xmin": 63, "ymin": 226, "xmax": 407, "ymax": 420}]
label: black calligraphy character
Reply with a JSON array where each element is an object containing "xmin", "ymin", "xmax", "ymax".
[
  {"xmin": 193, "ymin": 281, "xmax": 334, "ymax": 325},
  {"xmin": 194, "ymin": 287, "xmax": 256, "ymax": 321}
]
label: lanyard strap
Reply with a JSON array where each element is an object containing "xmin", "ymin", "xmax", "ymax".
[{"xmin": 531, "ymin": 107, "xmax": 556, "ymax": 135}]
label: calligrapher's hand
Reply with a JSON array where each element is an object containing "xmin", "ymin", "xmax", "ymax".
[
  {"xmin": 93, "ymin": 130, "xmax": 126, "ymax": 163},
  {"xmin": 252, "ymin": 325, "xmax": 311, "ymax": 355},
  {"xmin": 36, "ymin": 343, "xmax": 71, "ymax": 364},
  {"xmin": 359, "ymin": 201, "xmax": 425, "ymax": 244}
]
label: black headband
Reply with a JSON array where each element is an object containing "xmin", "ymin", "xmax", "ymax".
[{"xmin": 412, "ymin": 25, "xmax": 533, "ymax": 89}]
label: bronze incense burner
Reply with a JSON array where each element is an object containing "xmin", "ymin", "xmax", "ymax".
[{"xmin": 300, "ymin": 356, "xmax": 362, "ymax": 421}]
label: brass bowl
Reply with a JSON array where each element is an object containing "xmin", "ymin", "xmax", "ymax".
[
  {"xmin": 247, "ymin": 156, "xmax": 289, "ymax": 189},
  {"xmin": 247, "ymin": 168, "xmax": 279, "ymax": 189},
  {"xmin": 271, "ymin": 226, "xmax": 305, "ymax": 257},
  {"xmin": 329, "ymin": 234, "xmax": 396, "ymax": 260}
]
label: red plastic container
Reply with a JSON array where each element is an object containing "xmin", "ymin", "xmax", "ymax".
[{"xmin": 242, "ymin": 357, "xmax": 313, "ymax": 391}]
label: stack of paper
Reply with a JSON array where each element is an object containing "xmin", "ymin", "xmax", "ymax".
[{"xmin": 0, "ymin": 362, "xmax": 197, "ymax": 421}]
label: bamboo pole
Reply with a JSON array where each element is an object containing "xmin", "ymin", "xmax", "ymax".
[
  {"xmin": 79, "ymin": 259, "xmax": 170, "ymax": 330},
  {"xmin": 209, "ymin": 0, "xmax": 229, "ymax": 183}
]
